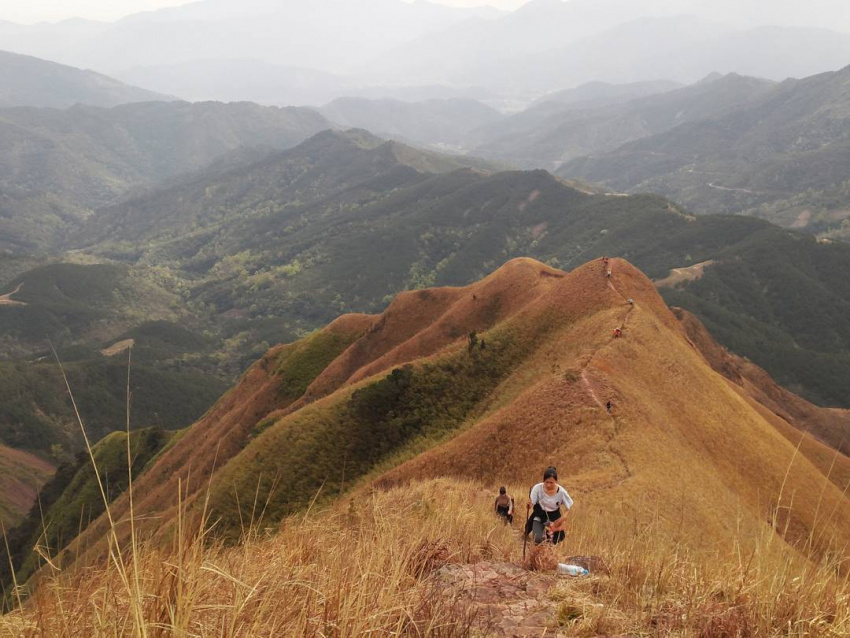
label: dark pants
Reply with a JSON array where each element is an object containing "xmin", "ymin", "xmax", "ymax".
[
  {"xmin": 530, "ymin": 509, "xmax": 564, "ymax": 545},
  {"xmin": 496, "ymin": 505, "xmax": 513, "ymax": 523}
]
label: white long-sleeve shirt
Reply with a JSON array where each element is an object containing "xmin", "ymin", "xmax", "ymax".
[{"xmin": 530, "ymin": 483, "xmax": 573, "ymax": 512}]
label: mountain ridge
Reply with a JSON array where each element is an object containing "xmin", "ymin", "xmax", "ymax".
[
  {"xmin": 559, "ymin": 64, "xmax": 850, "ymax": 235},
  {"xmin": 0, "ymin": 49, "xmax": 172, "ymax": 108},
  {"xmin": 23, "ymin": 257, "xmax": 849, "ymax": 585}
]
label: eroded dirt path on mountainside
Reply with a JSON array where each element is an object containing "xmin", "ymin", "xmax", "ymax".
[
  {"xmin": 0, "ymin": 283, "xmax": 26, "ymax": 306},
  {"xmin": 427, "ymin": 266, "xmax": 638, "ymax": 636}
]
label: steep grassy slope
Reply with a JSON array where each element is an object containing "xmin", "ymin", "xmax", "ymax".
[
  {"xmin": 46, "ymin": 259, "xmax": 850, "ymax": 578},
  {"xmin": 560, "ymin": 65, "xmax": 850, "ymax": 236},
  {"xmin": 0, "ymin": 101, "xmax": 331, "ymax": 252},
  {"xmin": 6, "ymin": 477, "xmax": 849, "ymax": 635},
  {"xmin": 674, "ymin": 308, "xmax": 850, "ymax": 457},
  {"xmin": 372, "ymin": 260, "xmax": 850, "ymax": 555},
  {"xmin": 0, "ymin": 49, "xmax": 170, "ymax": 108}
]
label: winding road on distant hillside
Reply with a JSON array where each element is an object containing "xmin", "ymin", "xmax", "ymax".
[{"xmin": 708, "ymin": 182, "xmax": 760, "ymax": 195}]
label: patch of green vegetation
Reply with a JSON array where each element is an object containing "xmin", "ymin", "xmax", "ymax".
[
  {"xmin": 0, "ymin": 426, "xmax": 174, "ymax": 597},
  {"xmin": 274, "ymin": 329, "xmax": 362, "ymax": 403},
  {"xmin": 0, "ymin": 358, "xmax": 228, "ymax": 454},
  {"xmin": 207, "ymin": 317, "xmax": 556, "ymax": 539}
]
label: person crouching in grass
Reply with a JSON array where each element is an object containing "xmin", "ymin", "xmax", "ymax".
[{"xmin": 494, "ymin": 486, "xmax": 514, "ymax": 523}]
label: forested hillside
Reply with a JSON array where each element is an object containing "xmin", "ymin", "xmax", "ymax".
[{"xmin": 67, "ymin": 131, "xmax": 850, "ymax": 407}]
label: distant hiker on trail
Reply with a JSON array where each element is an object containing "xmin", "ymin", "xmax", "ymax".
[
  {"xmin": 525, "ymin": 467, "xmax": 573, "ymax": 546},
  {"xmin": 606, "ymin": 401, "xmax": 612, "ymax": 414},
  {"xmin": 627, "ymin": 298, "xmax": 634, "ymax": 305},
  {"xmin": 494, "ymin": 486, "xmax": 514, "ymax": 524},
  {"xmin": 612, "ymin": 328, "xmax": 622, "ymax": 339},
  {"xmin": 606, "ymin": 270, "xmax": 612, "ymax": 278}
]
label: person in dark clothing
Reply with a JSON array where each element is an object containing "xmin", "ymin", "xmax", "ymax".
[{"xmin": 494, "ymin": 486, "xmax": 514, "ymax": 523}]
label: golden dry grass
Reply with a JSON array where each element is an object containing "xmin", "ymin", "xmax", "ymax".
[{"xmin": 3, "ymin": 479, "xmax": 849, "ymax": 637}]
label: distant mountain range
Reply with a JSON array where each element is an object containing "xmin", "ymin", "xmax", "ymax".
[
  {"xmin": 319, "ymin": 97, "xmax": 504, "ymax": 150},
  {"xmin": 2, "ymin": 1, "xmax": 850, "ymax": 108},
  {"xmin": 558, "ymin": 65, "xmax": 850, "ymax": 237},
  {"xmin": 467, "ymin": 74, "xmax": 774, "ymax": 168},
  {"xmin": 0, "ymin": 49, "xmax": 171, "ymax": 108},
  {"xmin": 366, "ymin": 11, "xmax": 850, "ymax": 94},
  {"xmin": 0, "ymin": 0, "xmax": 502, "ymax": 75},
  {"xmin": 0, "ymin": 100, "xmax": 331, "ymax": 252}
]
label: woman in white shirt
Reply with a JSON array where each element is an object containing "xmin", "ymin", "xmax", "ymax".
[{"xmin": 526, "ymin": 466, "xmax": 573, "ymax": 545}]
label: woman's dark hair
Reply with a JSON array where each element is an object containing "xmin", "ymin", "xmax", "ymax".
[
  {"xmin": 543, "ymin": 466, "xmax": 558, "ymax": 481},
  {"xmin": 499, "ymin": 486, "xmax": 506, "ymax": 494}
]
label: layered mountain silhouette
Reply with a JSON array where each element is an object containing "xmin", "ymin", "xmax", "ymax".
[
  {"xmin": 10, "ymin": 257, "xmax": 848, "ymax": 588},
  {"xmin": 0, "ymin": 0, "xmax": 501, "ymax": 76},
  {"xmin": 559, "ymin": 65, "xmax": 850, "ymax": 236},
  {"xmin": 368, "ymin": 11, "xmax": 850, "ymax": 92},
  {"xmin": 319, "ymin": 97, "xmax": 503, "ymax": 149},
  {"xmin": 0, "ymin": 101, "xmax": 331, "ymax": 251},
  {"xmin": 0, "ymin": 49, "xmax": 170, "ymax": 108},
  {"xmin": 469, "ymin": 73, "xmax": 775, "ymax": 169}
]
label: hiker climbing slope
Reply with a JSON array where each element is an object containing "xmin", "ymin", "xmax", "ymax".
[{"xmin": 526, "ymin": 467, "xmax": 573, "ymax": 545}]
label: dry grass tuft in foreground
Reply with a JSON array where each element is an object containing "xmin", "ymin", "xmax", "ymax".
[{"xmin": 2, "ymin": 478, "xmax": 849, "ymax": 637}]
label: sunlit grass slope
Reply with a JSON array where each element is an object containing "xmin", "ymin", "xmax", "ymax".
[{"xmin": 3, "ymin": 479, "xmax": 848, "ymax": 636}]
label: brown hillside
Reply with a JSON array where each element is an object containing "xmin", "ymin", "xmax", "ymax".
[
  {"xmin": 375, "ymin": 259, "xmax": 850, "ymax": 557},
  {"xmin": 674, "ymin": 307, "xmax": 850, "ymax": 457},
  {"xmin": 0, "ymin": 444, "xmax": 54, "ymax": 526},
  {"xmin": 58, "ymin": 257, "xmax": 850, "ymax": 573},
  {"xmin": 291, "ymin": 258, "xmax": 566, "ymax": 411}
]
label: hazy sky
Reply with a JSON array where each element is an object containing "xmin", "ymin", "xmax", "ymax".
[{"xmin": 0, "ymin": 0, "xmax": 528, "ymax": 24}]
